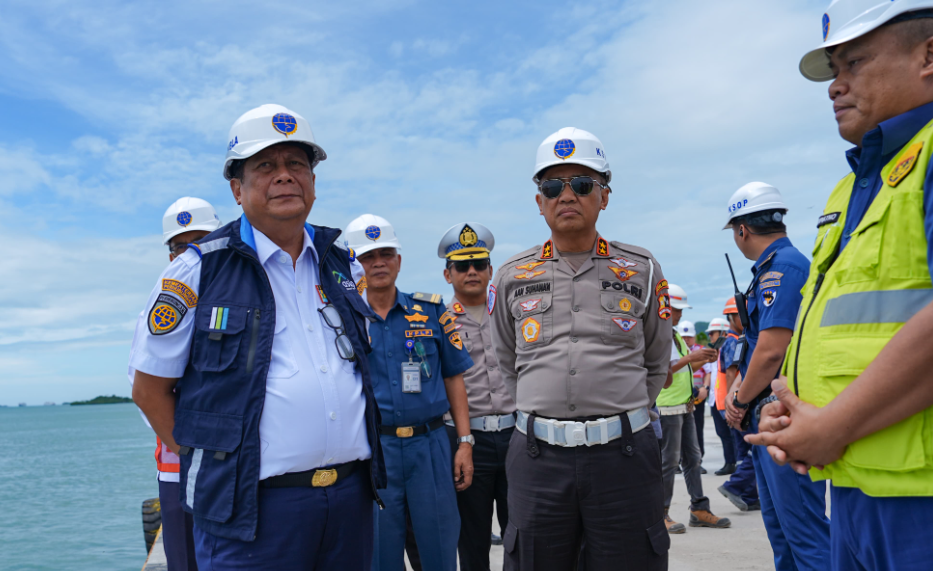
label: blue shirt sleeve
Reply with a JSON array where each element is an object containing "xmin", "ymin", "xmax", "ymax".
[
  {"xmin": 721, "ymin": 336, "xmax": 738, "ymax": 370},
  {"xmin": 922, "ymin": 160, "xmax": 933, "ymax": 279},
  {"xmin": 757, "ymin": 262, "xmax": 808, "ymax": 332},
  {"xmin": 433, "ymin": 301, "xmax": 473, "ymax": 378}
]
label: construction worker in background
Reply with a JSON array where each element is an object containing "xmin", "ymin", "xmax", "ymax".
[
  {"xmin": 722, "ymin": 182, "xmax": 830, "ymax": 570},
  {"xmin": 675, "ymin": 320, "xmax": 712, "ymax": 473},
  {"xmin": 127, "ymin": 197, "xmax": 221, "ymax": 571},
  {"xmin": 131, "ymin": 104, "xmax": 386, "ymax": 570},
  {"xmin": 490, "ymin": 127, "xmax": 672, "ymax": 569},
  {"xmin": 346, "ymin": 214, "xmax": 474, "ymax": 571},
  {"xmin": 658, "ymin": 285, "xmax": 728, "ymax": 534},
  {"xmin": 750, "ymin": 2, "xmax": 933, "ymax": 567},
  {"xmin": 436, "ymin": 222, "xmax": 515, "ymax": 571},
  {"xmin": 705, "ymin": 317, "xmax": 737, "ymax": 476}
]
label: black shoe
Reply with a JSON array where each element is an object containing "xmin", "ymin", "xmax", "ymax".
[
  {"xmin": 718, "ymin": 484, "xmax": 750, "ymax": 512},
  {"xmin": 746, "ymin": 502, "xmax": 761, "ymax": 511},
  {"xmin": 715, "ymin": 463, "xmax": 737, "ymax": 476},
  {"xmin": 700, "ymin": 466, "xmax": 708, "ymax": 475},
  {"xmin": 675, "ymin": 466, "xmax": 683, "ymax": 475},
  {"xmin": 490, "ymin": 533, "xmax": 502, "ymax": 546}
]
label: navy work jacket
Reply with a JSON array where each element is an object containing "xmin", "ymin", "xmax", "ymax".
[{"xmin": 172, "ymin": 216, "xmax": 386, "ymax": 541}]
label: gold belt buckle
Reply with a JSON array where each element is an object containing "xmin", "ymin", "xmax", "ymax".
[
  {"xmin": 396, "ymin": 426, "xmax": 414, "ymax": 438},
  {"xmin": 311, "ymin": 469, "xmax": 338, "ymax": 487}
]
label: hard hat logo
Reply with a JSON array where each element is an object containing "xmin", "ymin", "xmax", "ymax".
[
  {"xmin": 176, "ymin": 212, "xmax": 193, "ymax": 227},
  {"xmin": 271, "ymin": 113, "xmax": 298, "ymax": 137},
  {"xmin": 822, "ymin": 13, "xmax": 830, "ymax": 41},
  {"xmin": 365, "ymin": 225, "xmax": 382, "ymax": 241},
  {"xmin": 459, "ymin": 225, "xmax": 478, "ymax": 247},
  {"xmin": 227, "ymin": 136, "xmax": 238, "ymax": 151},
  {"xmin": 553, "ymin": 139, "xmax": 576, "ymax": 160}
]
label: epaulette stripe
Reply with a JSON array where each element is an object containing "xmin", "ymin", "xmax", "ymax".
[
  {"xmin": 197, "ymin": 238, "xmax": 230, "ymax": 255},
  {"xmin": 412, "ymin": 292, "xmax": 442, "ymax": 304},
  {"xmin": 188, "ymin": 244, "xmax": 203, "ymax": 259}
]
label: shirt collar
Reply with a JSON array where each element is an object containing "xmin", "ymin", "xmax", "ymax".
[
  {"xmin": 752, "ymin": 237, "xmax": 792, "ymax": 275},
  {"xmin": 394, "ymin": 288, "xmax": 411, "ymax": 314},
  {"xmin": 846, "ymin": 100, "xmax": 933, "ymax": 170},
  {"xmin": 252, "ymin": 224, "xmax": 317, "ymax": 266}
]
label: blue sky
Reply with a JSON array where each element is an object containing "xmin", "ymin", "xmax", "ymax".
[{"xmin": 0, "ymin": 0, "xmax": 850, "ymax": 404}]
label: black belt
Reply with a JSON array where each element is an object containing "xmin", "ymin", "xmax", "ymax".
[
  {"xmin": 259, "ymin": 460, "xmax": 362, "ymax": 489},
  {"xmin": 379, "ymin": 417, "xmax": 445, "ymax": 438}
]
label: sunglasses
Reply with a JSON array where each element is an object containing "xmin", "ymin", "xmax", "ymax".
[
  {"xmin": 538, "ymin": 176, "xmax": 609, "ymax": 200},
  {"xmin": 448, "ymin": 259, "xmax": 490, "ymax": 273}
]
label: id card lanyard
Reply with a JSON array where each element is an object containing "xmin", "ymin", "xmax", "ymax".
[{"xmin": 402, "ymin": 339, "xmax": 422, "ymax": 393}]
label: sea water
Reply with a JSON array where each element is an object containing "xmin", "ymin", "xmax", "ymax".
[{"xmin": 0, "ymin": 404, "xmax": 156, "ymax": 570}]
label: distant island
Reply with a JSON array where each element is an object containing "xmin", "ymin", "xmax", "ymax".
[{"xmin": 69, "ymin": 395, "xmax": 133, "ymax": 406}]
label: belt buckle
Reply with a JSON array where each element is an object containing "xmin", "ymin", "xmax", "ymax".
[
  {"xmin": 484, "ymin": 416, "xmax": 496, "ymax": 432},
  {"xmin": 566, "ymin": 421, "xmax": 587, "ymax": 447},
  {"xmin": 396, "ymin": 426, "xmax": 414, "ymax": 438},
  {"xmin": 312, "ymin": 469, "xmax": 338, "ymax": 487}
]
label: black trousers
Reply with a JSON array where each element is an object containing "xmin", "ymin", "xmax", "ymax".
[
  {"xmin": 447, "ymin": 426, "xmax": 512, "ymax": 571},
  {"xmin": 504, "ymin": 417, "xmax": 669, "ymax": 571},
  {"xmin": 711, "ymin": 404, "xmax": 736, "ymax": 465},
  {"xmin": 693, "ymin": 404, "xmax": 706, "ymax": 458}
]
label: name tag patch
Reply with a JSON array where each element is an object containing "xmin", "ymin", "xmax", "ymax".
[
  {"xmin": 162, "ymin": 279, "xmax": 198, "ymax": 308},
  {"xmin": 405, "ymin": 329, "xmax": 433, "ymax": 338},
  {"xmin": 816, "ymin": 212, "xmax": 840, "ymax": 228},
  {"xmin": 513, "ymin": 282, "xmax": 551, "ymax": 298}
]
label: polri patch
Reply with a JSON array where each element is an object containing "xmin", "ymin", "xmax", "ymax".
[
  {"xmin": 817, "ymin": 212, "xmax": 840, "ymax": 228},
  {"xmin": 162, "ymin": 279, "xmax": 198, "ymax": 308},
  {"xmin": 612, "ymin": 317, "xmax": 637, "ymax": 332},
  {"xmin": 148, "ymin": 293, "xmax": 188, "ymax": 335},
  {"xmin": 887, "ymin": 142, "xmax": 923, "ymax": 187},
  {"xmin": 609, "ymin": 266, "xmax": 637, "ymax": 282},
  {"xmin": 521, "ymin": 317, "xmax": 541, "ymax": 343},
  {"xmin": 520, "ymin": 298, "xmax": 541, "ymax": 312}
]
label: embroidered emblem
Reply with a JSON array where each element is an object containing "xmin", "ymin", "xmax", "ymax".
[
  {"xmin": 619, "ymin": 298, "xmax": 632, "ymax": 312},
  {"xmin": 520, "ymin": 299, "xmax": 541, "ymax": 312},
  {"xmin": 655, "ymin": 279, "xmax": 669, "ymax": 295},
  {"xmin": 356, "ymin": 277, "xmax": 367, "ymax": 296},
  {"xmin": 412, "ymin": 305, "xmax": 423, "ymax": 312},
  {"xmin": 887, "ymin": 142, "xmax": 924, "ymax": 187},
  {"xmin": 760, "ymin": 280, "xmax": 781, "ymax": 289},
  {"xmin": 601, "ymin": 281, "xmax": 643, "ymax": 299},
  {"xmin": 609, "ymin": 266, "xmax": 638, "ymax": 282},
  {"xmin": 148, "ymin": 294, "xmax": 187, "ymax": 335},
  {"xmin": 612, "ymin": 317, "xmax": 637, "ymax": 332},
  {"xmin": 452, "ymin": 302, "xmax": 465, "ymax": 314},
  {"xmin": 404, "ymin": 313, "xmax": 429, "ymax": 323},
  {"xmin": 208, "ymin": 307, "xmax": 230, "ymax": 330},
  {"xmin": 658, "ymin": 293, "xmax": 672, "ymax": 320},
  {"xmin": 515, "ymin": 261, "xmax": 545, "ymax": 272},
  {"xmin": 271, "ymin": 113, "xmax": 298, "ymax": 136},
  {"xmin": 760, "ymin": 271, "xmax": 784, "ymax": 282},
  {"xmin": 439, "ymin": 311, "xmax": 456, "ymax": 325},
  {"xmin": 763, "ymin": 289, "xmax": 776, "ymax": 307},
  {"xmin": 162, "ymin": 279, "xmax": 198, "ymax": 308},
  {"xmin": 596, "ymin": 237, "xmax": 609, "ymax": 257},
  {"xmin": 405, "ymin": 329, "xmax": 433, "ymax": 338},
  {"xmin": 521, "ymin": 317, "xmax": 541, "ymax": 343},
  {"xmin": 443, "ymin": 322, "xmax": 457, "ymax": 334},
  {"xmin": 459, "ymin": 225, "xmax": 478, "ymax": 247},
  {"xmin": 316, "ymin": 285, "xmax": 329, "ymax": 304},
  {"xmin": 176, "ymin": 212, "xmax": 192, "ymax": 227},
  {"xmin": 610, "ymin": 257, "xmax": 637, "ymax": 269},
  {"xmin": 449, "ymin": 331, "xmax": 463, "ymax": 350},
  {"xmin": 487, "ymin": 285, "xmax": 497, "ymax": 314},
  {"xmin": 365, "ymin": 225, "xmax": 381, "ymax": 241},
  {"xmin": 516, "ymin": 270, "xmax": 546, "ymax": 280},
  {"xmin": 540, "ymin": 241, "xmax": 554, "ymax": 260}
]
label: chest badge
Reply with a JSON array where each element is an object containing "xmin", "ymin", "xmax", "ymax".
[
  {"xmin": 887, "ymin": 141, "xmax": 924, "ymax": 187},
  {"xmin": 405, "ymin": 313, "xmax": 429, "ymax": 323},
  {"xmin": 521, "ymin": 317, "xmax": 541, "ymax": 342},
  {"xmin": 619, "ymin": 298, "xmax": 632, "ymax": 312},
  {"xmin": 516, "ymin": 261, "xmax": 545, "ymax": 272},
  {"xmin": 612, "ymin": 317, "xmax": 637, "ymax": 332},
  {"xmin": 610, "ymin": 257, "xmax": 637, "ymax": 269},
  {"xmin": 516, "ymin": 270, "xmax": 546, "ymax": 280},
  {"xmin": 609, "ymin": 266, "xmax": 638, "ymax": 282},
  {"xmin": 520, "ymin": 298, "xmax": 541, "ymax": 312}
]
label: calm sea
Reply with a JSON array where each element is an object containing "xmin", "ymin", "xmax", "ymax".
[{"xmin": 0, "ymin": 404, "xmax": 157, "ymax": 570}]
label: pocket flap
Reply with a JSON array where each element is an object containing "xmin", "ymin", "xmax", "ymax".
[
  {"xmin": 503, "ymin": 522, "xmax": 518, "ymax": 554},
  {"xmin": 510, "ymin": 293, "xmax": 552, "ymax": 319},
  {"xmin": 174, "ymin": 410, "xmax": 244, "ymax": 453},
  {"xmin": 647, "ymin": 518, "xmax": 670, "ymax": 555},
  {"xmin": 195, "ymin": 305, "xmax": 248, "ymax": 335}
]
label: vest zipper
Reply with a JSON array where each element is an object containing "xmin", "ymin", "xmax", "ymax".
[
  {"xmin": 792, "ymin": 273, "xmax": 825, "ymax": 396},
  {"xmin": 246, "ymin": 308, "xmax": 261, "ymax": 374}
]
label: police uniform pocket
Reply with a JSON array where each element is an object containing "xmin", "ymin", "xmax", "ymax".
[
  {"xmin": 192, "ymin": 306, "xmax": 249, "ymax": 372},
  {"xmin": 510, "ymin": 293, "xmax": 552, "ymax": 349},
  {"xmin": 174, "ymin": 410, "xmax": 244, "ymax": 524},
  {"xmin": 599, "ymin": 292, "xmax": 642, "ymax": 347}
]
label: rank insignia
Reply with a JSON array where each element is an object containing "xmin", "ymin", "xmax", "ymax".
[
  {"xmin": 521, "ymin": 317, "xmax": 541, "ymax": 343},
  {"xmin": 609, "ymin": 266, "xmax": 638, "ymax": 282},
  {"xmin": 519, "ymin": 298, "xmax": 541, "ymax": 312},
  {"xmin": 439, "ymin": 311, "xmax": 456, "ymax": 325},
  {"xmin": 762, "ymin": 289, "xmax": 776, "ymax": 307},
  {"xmin": 148, "ymin": 294, "xmax": 188, "ymax": 335},
  {"xmin": 404, "ymin": 313, "xmax": 429, "ymax": 323},
  {"xmin": 316, "ymin": 285, "xmax": 329, "ymax": 304},
  {"xmin": 405, "ymin": 329, "xmax": 433, "ymax": 338},
  {"xmin": 655, "ymin": 279, "xmax": 669, "ymax": 295},
  {"xmin": 619, "ymin": 298, "xmax": 632, "ymax": 312},
  {"xmin": 162, "ymin": 279, "xmax": 198, "ymax": 308},
  {"xmin": 413, "ymin": 292, "xmax": 443, "ymax": 304},
  {"xmin": 412, "ymin": 304, "xmax": 423, "ymax": 312},
  {"xmin": 610, "ymin": 257, "xmax": 637, "ymax": 269},
  {"xmin": 452, "ymin": 303, "xmax": 465, "ymax": 314},
  {"xmin": 658, "ymin": 293, "xmax": 672, "ymax": 320},
  {"xmin": 443, "ymin": 322, "xmax": 457, "ymax": 334},
  {"xmin": 449, "ymin": 331, "xmax": 463, "ymax": 350},
  {"xmin": 515, "ymin": 261, "xmax": 545, "ymax": 272},
  {"xmin": 487, "ymin": 285, "xmax": 497, "ymax": 314},
  {"xmin": 540, "ymin": 240, "xmax": 554, "ymax": 260},
  {"xmin": 612, "ymin": 317, "xmax": 637, "ymax": 332},
  {"xmin": 596, "ymin": 237, "xmax": 609, "ymax": 257},
  {"xmin": 516, "ymin": 270, "xmax": 546, "ymax": 280},
  {"xmin": 887, "ymin": 142, "xmax": 923, "ymax": 187}
]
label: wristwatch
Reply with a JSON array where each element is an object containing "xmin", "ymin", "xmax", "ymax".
[
  {"xmin": 457, "ymin": 435, "xmax": 475, "ymax": 447},
  {"xmin": 754, "ymin": 395, "xmax": 780, "ymax": 422},
  {"xmin": 732, "ymin": 391, "xmax": 750, "ymax": 410}
]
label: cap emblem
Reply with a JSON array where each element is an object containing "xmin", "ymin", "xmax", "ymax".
[
  {"xmin": 176, "ymin": 212, "xmax": 192, "ymax": 227},
  {"xmin": 459, "ymin": 224, "xmax": 478, "ymax": 247},
  {"xmin": 365, "ymin": 225, "xmax": 382, "ymax": 241},
  {"xmin": 822, "ymin": 13, "xmax": 830, "ymax": 42},
  {"xmin": 271, "ymin": 113, "xmax": 298, "ymax": 137},
  {"xmin": 553, "ymin": 139, "xmax": 576, "ymax": 160}
]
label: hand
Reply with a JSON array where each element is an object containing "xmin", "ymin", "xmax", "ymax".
[
  {"xmin": 691, "ymin": 348, "xmax": 718, "ymax": 364},
  {"xmin": 724, "ymin": 392, "xmax": 745, "ymax": 428},
  {"xmin": 453, "ymin": 443, "xmax": 474, "ymax": 491},
  {"xmin": 745, "ymin": 377, "xmax": 848, "ymax": 475},
  {"xmin": 696, "ymin": 387, "xmax": 708, "ymax": 403}
]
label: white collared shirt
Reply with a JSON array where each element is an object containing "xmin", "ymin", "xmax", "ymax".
[{"xmin": 129, "ymin": 226, "xmax": 370, "ymax": 480}]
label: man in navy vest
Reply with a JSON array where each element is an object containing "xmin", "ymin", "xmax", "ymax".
[{"xmin": 131, "ymin": 104, "xmax": 386, "ymax": 570}]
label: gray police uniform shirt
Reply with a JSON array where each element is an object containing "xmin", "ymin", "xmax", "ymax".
[
  {"xmin": 447, "ymin": 297, "xmax": 516, "ymax": 419},
  {"xmin": 489, "ymin": 235, "xmax": 672, "ymax": 419}
]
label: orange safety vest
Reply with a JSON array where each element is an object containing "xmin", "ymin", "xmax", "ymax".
[
  {"xmin": 715, "ymin": 332, "xmax": 739, "ymax": 411},
  {"xmin": 155, "ymin": 437, "xmax": 180, "ymax": 473}
]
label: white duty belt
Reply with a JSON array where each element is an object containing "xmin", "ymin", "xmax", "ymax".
[
  {"xmin": 516, "ymin": 408, "xmax": 651, "ymax": 448},
  {"xmin": 445, "ymin": 413, "xmax": 517, "ymax": 432}
]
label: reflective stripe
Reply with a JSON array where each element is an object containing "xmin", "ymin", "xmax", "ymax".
[
  {"xmin": 821, "ymin": 289, "xmax": 933, "ymax": 327},
  {"xmin": 198, "ymin": 237, "xmax": 230, "ymax": 255},
  {"xmin": 185, "ymin": 448, "xmax": 204, "ymax": 509}
]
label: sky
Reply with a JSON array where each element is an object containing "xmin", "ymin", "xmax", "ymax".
[{"xmin": 0, "ymin": 0, "xmax": 851, "ymax": 405}]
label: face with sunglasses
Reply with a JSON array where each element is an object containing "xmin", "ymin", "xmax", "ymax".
[
  {"xmin": 535, "ymin": 164, "xmax": 610, "ymax": 235},
  {"xmin": 443, "ymin": 257, "xmax": 493, "ymax": 300}
]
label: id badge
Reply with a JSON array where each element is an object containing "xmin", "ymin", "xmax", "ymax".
[
  {"xmin": 734, "ymin": 336, "xmax": 747, "ymax": 364},
  {"xmin": 402, "ymin": 363, "xmax": 422, "ymax": 393}
]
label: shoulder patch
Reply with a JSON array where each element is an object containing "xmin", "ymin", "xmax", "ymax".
[
  {"xmin": 412, "ymin": 292, "xmax": 442, "ymax": 304},
  {"xmin": 448, "ymin": 331, "xmax": 463, "ymax": 350},
  {"xmin": 655, "ymin": 279, "xmax": 669, "ymax": 295},
  {"xmin": 887, "ymin": 141, "xmax": 923, "ymax": 187},
  {"xmin": 487, "ymin": 285, "xmax": 497, "ymax": 315},
  {"xmin": 148, "ymin": 293, "xmax": 188, "ymax": 335},
  {"xmin": 596, "ymin": 237, "xmax": 609, "ymax": 257},
  {"xmin": 162, "ymin": 279, "xmax": 198, "ymax": 308},
  {"xmin": 439, "ymin": 311, "xmax": 456, "ymax": 325}
]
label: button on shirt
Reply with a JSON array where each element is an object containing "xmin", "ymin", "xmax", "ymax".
[
  {"xmin": 448, "ymin": 297, "xmax": 516, "ymax": 418},
  {"xmin": 129, "ymin": 226, "xmax": 370, "ymax": 480},
  {"xmin": 368, "ymin": 290, "xmax": 473, "ymax": 427},
  {"xmin": 842, "ymin": 100, "xmax": 933, "ymax": 279}
]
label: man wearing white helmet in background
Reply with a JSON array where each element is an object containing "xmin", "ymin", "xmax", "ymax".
[
  {"xmin": 127, "ymin": 197, "xmax": 222, "ymax": 571},
  {"xmin": 131, "ymin": 104, "xmax": 386, "ymax": 570},
  {"xmin": 657, "ymin": 285, "xmax": 726, "ymax": 534},
  {"xmin": 705, "ymin": 317, "xmax": 737, "ymax": 476},
  {"xmin": 721, "ymin": 182, "xmax": 829, "ymax": 570},
  {"xmin": 749, "ymin": 2, "xmax": 933, "ymax": 567},
  {"xmin": 489, "ymin": 127, "xmax": 673, "ymax": 569},
  {"xmin": 345, "ymin": 214, "xmax": 474, "ymax": 571}
]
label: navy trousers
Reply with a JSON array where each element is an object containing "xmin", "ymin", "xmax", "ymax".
[
  {"xmin": 750, "ymin": 415, "xmax": 830, "ymax": 571},
  {"xmin": 192, "ymin": 469, "xmax": 373, "ymax": 571},
  {"xmin": 711, "ymin": 405, "xmax": 736, "ymax": 465},
  {"xmin": 160, "ymin": 480, "xmax": 198, "ymax": 571},
  {"xmin": 721, "ymin": 413, "xmax": 758, "ymax": 505}
]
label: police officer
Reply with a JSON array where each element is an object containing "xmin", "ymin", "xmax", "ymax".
[
  {"xmin": 750, "ymin": 3, "xmax": 933, "ymax": 567},
  {"xmin": 658, "ymin": 285, "xmax": 728, "ymax": 534},
  {"xmin": 131, "ymin": 104, "xmax": 385, "ymax": 570},
  {"xmin": 437, "ymin": 222, "xmax": 516, "ymax": 571},
  {"xmin": 345, "ymin": 214, "xmax": 474, "ymax": 571},
  {"xmin": 489, "ymin": 127, "xmax": 671, "ymax": 570},
  {"xmin": 128, "ymin": 197, "xmax": 221, "ymax": 571}
]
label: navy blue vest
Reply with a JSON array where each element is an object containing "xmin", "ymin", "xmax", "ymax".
[{"xmin": 173, "ymin": 216, "xmax": 386, "ymax": 541}]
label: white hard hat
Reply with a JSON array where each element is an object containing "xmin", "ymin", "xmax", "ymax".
[
  {"xmin": 223, "ymin": 104, "xmax": 327, "ymax": 180},
  {"xmin": 676, "ymin": 320, "xmax": 697, "ymax": 337},
  {"xmin": 533, "ymin": 127, "xmax": 611, "ymax": 184},
  {"xmin": 437, "ymin": 222, "xmax": 495, "ymax": 260},
  {"xmin": 707, "ymin": 317, "xmax": 731, "ymax": 333},
  {"xmin": 667, "ymin": 283, "xmax": 692, "ymax": 310},
  {"xmin": 162, "ymin": 197, "xmax": 222, "ymax": 244},
  {"xmin": 800, "ymin": 1, "xmax": 933, "ymax": 81},
  {"xmin": 344, "ymin": 214, "xmax": 402, "ymax": 257},
  {"xmin": 723, "ymin": 182, "xmax": 788, "ymax": 230}
]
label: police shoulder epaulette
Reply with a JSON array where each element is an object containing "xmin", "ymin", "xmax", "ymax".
[
  {"xmin": 412, "ymin": 292, "xmax": 443, "ymax": 304},
  {"xmin": 609, "ymin": 240, "xmax": 653, "ymax": 261}
]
